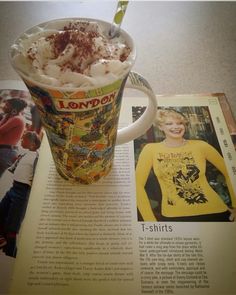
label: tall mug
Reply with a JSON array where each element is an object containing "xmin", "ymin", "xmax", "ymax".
[{"xmin": 9, "ymin": 18, "xmax": 157, "ymax": 184}]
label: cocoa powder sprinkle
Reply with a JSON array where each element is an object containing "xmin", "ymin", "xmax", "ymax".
[{"xmin": 26, "ymin": 22, "xmax": 131, "ymax": 76}]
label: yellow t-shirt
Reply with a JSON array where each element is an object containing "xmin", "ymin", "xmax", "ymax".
[{"xmin": 135, "ymin": 140, "xmax": 235, "ymax": 221}]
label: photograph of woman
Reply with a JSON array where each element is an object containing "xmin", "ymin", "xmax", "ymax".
[
  {"xmin": 135, "ymin": 108, "xmax": 236, "ymax": 222},
  {"xmin": 0, "ymin": 98, "xmax": 27, "ymax": 177}
]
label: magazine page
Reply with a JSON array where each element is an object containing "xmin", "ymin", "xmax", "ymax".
[
  {"xmin": 132, "ymin": 95, "xmax": 236, "ymax": 295},
  {"xmin": 0, "ymin": 81, "xmax": 43, "ymax": 294},
  {"xmin": 10, "ymin": 135, "xmax": 140, "ymax": 295},
  {"xmin": 10, "ymin": 94, "xmax": 236, "ymax": 295}
]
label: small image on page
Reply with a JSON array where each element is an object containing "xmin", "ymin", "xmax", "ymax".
[{"xmin": 133, "ymin": 103, "xmax": 236, "ymax": 222}]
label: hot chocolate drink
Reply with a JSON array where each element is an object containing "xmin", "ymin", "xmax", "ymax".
[{"xmin": 10, "ymin": 18, "xmax": 157, "ymax": 184}]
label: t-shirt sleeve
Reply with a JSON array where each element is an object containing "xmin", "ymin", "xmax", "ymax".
[
  {"xmin": 135, "ymin": 144, "xmax": 157, "ymax": 221},
  {"xmin": 202, "ymin": 141, "xmax": 236, "ymax": 207}
]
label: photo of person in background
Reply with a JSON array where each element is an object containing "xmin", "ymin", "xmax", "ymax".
[
  {"xmin": 0, "ymin": 131, "xmax": 41, "ymax": 257},
  {"xmin": 135, "ymin": 108, "xmax": 236, "ymax": 222},
  {"xmin": 0, "ymin": 89, "xmax": 43, "ymax": 258},
  {"xmin": 0, "ymin": 98, "xmax": 27, "ymax": 177}
]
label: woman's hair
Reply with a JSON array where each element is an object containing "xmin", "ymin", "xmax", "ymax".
[
  {"xmin": 154, "ymin": 108, "xmax": 189, "ymax": 127},
  {"xmin": 7, "ymin": 98, "xmax": 27, "ymax": 113}
]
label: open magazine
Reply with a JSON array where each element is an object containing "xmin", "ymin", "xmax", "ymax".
[{"xmin": 1, "ymin": 82, "xmax": 236, "ymax": 295}]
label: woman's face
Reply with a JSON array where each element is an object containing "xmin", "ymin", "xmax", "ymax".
[{"xmin": 159, "ymin": 116, "xmax": 186, "ymax": 139}]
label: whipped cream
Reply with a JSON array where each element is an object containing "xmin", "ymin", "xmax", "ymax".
[{"xmin": 11, "ymin": 19, "xmax": 133, "ymax": 88}]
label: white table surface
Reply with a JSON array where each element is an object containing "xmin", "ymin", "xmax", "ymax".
[{"xmin": 0, "ymin": 1, "xmax": 236, "ymax": 117}]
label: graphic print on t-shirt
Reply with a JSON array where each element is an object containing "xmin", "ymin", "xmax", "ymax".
[{"xmin": 157, "ymin": 151, "xmax": 208, "ymax": 205}]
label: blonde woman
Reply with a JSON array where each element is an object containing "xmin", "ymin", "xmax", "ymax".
[{"xmin": 135, "ymin": 109, "xmax": 236, "ymax": 222}]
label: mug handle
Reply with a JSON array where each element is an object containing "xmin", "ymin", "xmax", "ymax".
[{"xmin": 116, "ymin": 71, "xmax": 157, "ymax": 145}]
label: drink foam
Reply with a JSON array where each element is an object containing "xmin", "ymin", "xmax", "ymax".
[{"xmin": 11, "ymin": 19, "xmax": 133, "ymax": 88}]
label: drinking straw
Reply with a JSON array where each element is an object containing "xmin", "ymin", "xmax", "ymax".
[{"xmin": 109, "ymin": 1, "xmax": 129, "ymax": 38}]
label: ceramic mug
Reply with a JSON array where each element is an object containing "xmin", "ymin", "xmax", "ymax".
[{"xmin": 9, "ymin": 18, "xmax": 157, "ymax": 184}]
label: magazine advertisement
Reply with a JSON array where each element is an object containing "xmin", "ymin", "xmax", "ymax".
[
  {"xmin": 6, "ymin": 93, "xmax": 236, "ymax": 295},
  {"xmin": 0, "ymin": 82, "xmax": 43, "ymax": 294}
]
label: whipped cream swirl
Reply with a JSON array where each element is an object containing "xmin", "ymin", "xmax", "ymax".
[{"xmin": 12, "ymin": 20, "xmax": 132, "ymax": 88}]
